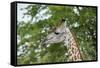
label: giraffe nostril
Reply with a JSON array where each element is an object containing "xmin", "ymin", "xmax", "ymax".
[{"xmin": 43, "ymin": 44, "xmax": 46, "ymax": 47}]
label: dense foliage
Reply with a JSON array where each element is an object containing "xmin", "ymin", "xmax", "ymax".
[{"xmin": 17, "ymin": 4, "xmax": 97, "ymax": 65}]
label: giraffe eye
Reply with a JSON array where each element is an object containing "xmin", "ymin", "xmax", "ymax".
[{"xmin": 54, "ymin": 32, "xmax": 60, "ymax": 35}]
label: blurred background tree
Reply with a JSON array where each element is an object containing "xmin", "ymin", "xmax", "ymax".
[{"xmin": 17, "ymin": 4, "xmax": 97, "ymax": 65}]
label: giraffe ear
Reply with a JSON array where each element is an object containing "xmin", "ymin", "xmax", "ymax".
[{"xmin": 61, "ymin": 18, "xmax": 66, "ymax": 22}]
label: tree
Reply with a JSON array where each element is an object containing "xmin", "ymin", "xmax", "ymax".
[{"xmin": 17, "ymin": 4, "xmax": 97, "ymax": 64}]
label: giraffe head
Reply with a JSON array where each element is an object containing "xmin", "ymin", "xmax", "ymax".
[{"xmin": 42, "ymin": 18, "xmax": 68, "ymax": 47}]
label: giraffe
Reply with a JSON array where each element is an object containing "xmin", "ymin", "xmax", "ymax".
[{"xmin": 42, "ymin": 18, "xmax": 82, "ymax": 61}]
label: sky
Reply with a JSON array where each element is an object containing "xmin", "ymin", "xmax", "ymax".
[
  {"xmin": 17, "ymin": 3, "xmax": 31, "ymax": 23},
  {"xmin": 17, "ymin": 3, "xmax": 52, "ymax": 23},
  {"xmin": 17, "ymin": 3, "xmax": 81, "ymax": 24}
]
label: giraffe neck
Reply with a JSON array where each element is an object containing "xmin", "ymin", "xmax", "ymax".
[{"xmin": 64, "ymin": 28, "xmax": 82, "ymax": 61}]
